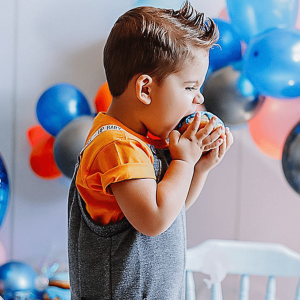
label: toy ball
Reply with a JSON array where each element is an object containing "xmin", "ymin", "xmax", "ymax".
[
  {"xmin": 176, "ymin": 111, "xmax": 224, "ymax": 135},
  {"xmin": 0, "ymin": 261, "xmax": 37, "ymax": 297}
]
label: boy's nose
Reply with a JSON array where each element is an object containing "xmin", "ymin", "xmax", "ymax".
[{"xmin": 193, "ymin": 93, "xmax": 204, "ymax": 105}]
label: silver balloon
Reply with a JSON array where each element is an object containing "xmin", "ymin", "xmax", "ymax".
[
  {"xmin": 282, "ymin": 121, "xmax": 300, "ymax": 195},
  {"xmin": 54, "ymin": 116, "xmax": 94, "ymax": 178},
  {"xmin": 202, "ymin": 64, "xmax": 264, "ymax": 126}
]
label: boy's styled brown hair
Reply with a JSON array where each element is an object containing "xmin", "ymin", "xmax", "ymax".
[{"xmin": 103, "ymin": 1, "xmax": 219, "ymax": 97}]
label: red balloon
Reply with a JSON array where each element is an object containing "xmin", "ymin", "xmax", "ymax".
[
  {"xmin": 94, "ymin": 82, "xmax": 112, "ymax": 113},
  {"xmin": 27, "ymin": 125, "xmax": 49, "ymax": 148},
  {"xmin": 30, "ymin": 136, "xmax": 62, "ymax": 179},
  {"xmin": 248, "ymin": 96, "xmax": 300, "ymax": 160}
]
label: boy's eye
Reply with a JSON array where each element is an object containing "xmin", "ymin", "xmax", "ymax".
[{"xmin": 186, "ymin": 87, "xmax": 196, "ymax": 91}]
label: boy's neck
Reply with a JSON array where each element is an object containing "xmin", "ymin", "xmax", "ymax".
[{"xmin": 106, "ymin": 94, "xmax": 148, "ymax": 137}]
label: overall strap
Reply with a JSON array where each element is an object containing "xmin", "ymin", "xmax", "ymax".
[{"xmin": 80, "ymin": 124, "xmax": 124, "ymax": 156}]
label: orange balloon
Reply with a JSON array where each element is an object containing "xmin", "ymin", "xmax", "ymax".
[
  {"xmin": 27, "ymin": 125, "xmax": 49, "ymax": 148},
  {"xmin": 30, "ymin": 135, "xmax": 62, "ymax": 179},
  {"xmin": 94, "ymin": 82, "xmax": 113, "ymax": 113},
  {"xmin": 248, "ymin": 96, "xmax": 300, "ymax": 160}
]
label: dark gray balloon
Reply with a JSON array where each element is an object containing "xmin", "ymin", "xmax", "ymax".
[
  {"xmin": 202, "ymin": 64, "xmax": 264, "ymax": 126},
  {"xmin": 282, "ymin": 121, "xmax": 300, "ymax": 195},
  {"xmin": 54, "ymin": 116, "xmax": 94, "ymax": 178}
]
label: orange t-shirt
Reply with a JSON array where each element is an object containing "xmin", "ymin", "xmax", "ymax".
[{"xmin": 76, "ymin": 113, "xmax": 169, "ymax": 225}]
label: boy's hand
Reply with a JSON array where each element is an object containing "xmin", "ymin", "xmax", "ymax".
[
  {"xmin": 169, "ymin": 112, "xmax": 223, "ymax": 165},
  {"xmin": 195, "ymin": 127, "xmax": 234, "ymax": 172}
]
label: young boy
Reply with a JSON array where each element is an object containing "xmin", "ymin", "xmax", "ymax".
[{"xmin": 68, "ymin": 1, "xmax": 233, "ymax": 299}]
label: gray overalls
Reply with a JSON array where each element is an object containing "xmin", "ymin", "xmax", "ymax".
[{"xmin": 68, "ymin": 128, "xmax": 187, "ymax": 300}]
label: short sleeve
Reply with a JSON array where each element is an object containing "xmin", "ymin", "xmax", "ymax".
[{"xmin": 92, "ymin": 139, "xmax": 155, "ymax": 195}]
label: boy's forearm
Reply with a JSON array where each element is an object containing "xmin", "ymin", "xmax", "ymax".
[
  {"xmin": 185, "ymin": 169, "xmax": 209, "ymax": 210},
  {"xmin": 111, "ymin": 160, "xmax": 200, "ymax": 237},
  {"xmin": 155, "ymin": 159, "xmax": 194, "ymax": 226}
]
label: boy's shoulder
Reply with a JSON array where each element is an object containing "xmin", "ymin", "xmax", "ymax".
[
  {"xmin": 89, "ymin": 113, "xmax": 169, "ymax": 150},
  {"xmin": 77, "ymin": 113, "xmax": 156, "ymax": 182},
  {"xmin": 83, "ymin": 113, "xmax": 153, "ymax": 157},
  {"xmin": 89, "ymin": 113, "xmax": 145, "ymax": 144}
]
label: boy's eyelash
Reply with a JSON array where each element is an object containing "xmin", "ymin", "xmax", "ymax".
[{"xmin": 186, "ymin": 87, "xmax": 196, "ymax": 91}]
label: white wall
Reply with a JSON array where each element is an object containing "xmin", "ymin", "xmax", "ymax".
[{"xmin": 1, "ymin": 0, "xmax": 300, "ymax": 299}]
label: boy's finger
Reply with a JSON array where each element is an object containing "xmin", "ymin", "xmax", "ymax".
[
  {"xmin": 204, "ymin": 137, "xmax": 223, "ymax": 151},
  {"xmin": 195, "ymin": 116, "xmax": 217, "ymax": 139},
  {"xmin": 183, "ymin": 112, "xmax": 201, "ymax": 136},
  {"xmin": 205, "ymin": 126, "xmax": 224, "ymax": 143},
  {"xmin": 218, "ymin": 134, "xmax": 226, "ymax": 157},
  {"xmin": 225, "ymin": 127, "xmax": 234, "ymax": 150},
  {"xmin": 209, "ymin": 147, "xmax": 218, "ymax": 157},
  {"xmin": 169, "ymin": 130, "xmax": 180, "ymax": 145}
]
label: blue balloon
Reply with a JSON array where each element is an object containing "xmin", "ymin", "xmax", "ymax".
[
  {"xmin": 36, "ymin": 83, "xmax": 92, "ymax": 136},
  {"xmin": 0, "ymin": 261, "xmax": 37, "ymax": 299},
  {"xmin": 132, "ymin": 0, "xmax": 184, "ymax": 9},
  {"xmin": 282, "ymin": 121, "xmax": 300, "ymax": 195},
  {"xmin": 200, "ymin": 66, "xmax": 213, "ymax": 93},
  {"xmin": 226, "ymin": 0, "xmax": 299, "ymax": 43},
  {"xmin": 209, "ymin": 19, "xmax": 242, "ymax": 71},
  {"xmin": 0, "ymin": 154, "xmax": 9, "ymax": 229},
  {"xmin": 243, "ymin": 28, "xmax": 300, "ymax": 98}
]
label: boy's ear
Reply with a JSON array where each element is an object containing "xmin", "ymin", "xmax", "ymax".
[{"xmin": 136, "ymin": 75, "xmax": 153, "ymax": 105}]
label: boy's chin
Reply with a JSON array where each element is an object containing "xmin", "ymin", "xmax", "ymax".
[
  {"xmin": 162, "ymin": 132, "xmax": 172, "ymax": 140},
  {"xmin": 156, "ymin": 133, "xmax": 168, "ymax": 140}
]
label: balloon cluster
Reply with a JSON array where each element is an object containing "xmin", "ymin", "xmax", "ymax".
[
  {"xmin": 27, "ymin": 82, "xmax": 112, "ymax": 180},
  {"xmin": 201, "ymin": 0, "xmax": 300, "ymax": 195}
]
